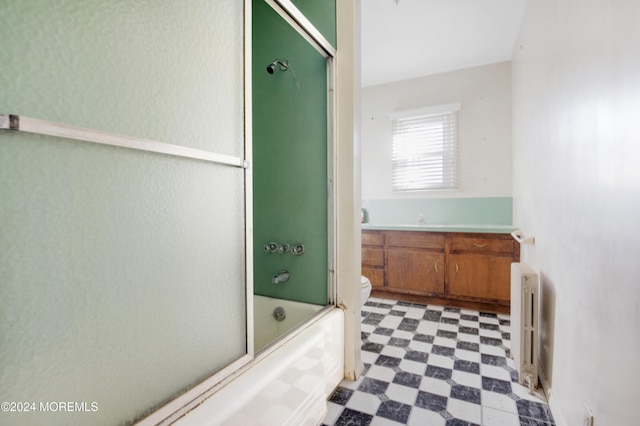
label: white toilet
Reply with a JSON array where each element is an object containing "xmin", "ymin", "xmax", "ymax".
[{"xmin": 360, "ymin": 275, "xmax": 372, "ymax": 304}]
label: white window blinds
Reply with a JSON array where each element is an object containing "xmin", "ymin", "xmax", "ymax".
[{"xmin": 390, "ymin": 103, "xmax": 460, "ymax": 192}]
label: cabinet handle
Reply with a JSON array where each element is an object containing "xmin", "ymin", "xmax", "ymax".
[
  {"xmin": 455, "ymin": 263, "xmax": 459, "ymax": 273},
  {"xmin": 434, "ymin": 260, "xmax": 439, "ymax": 273},
  {"xmin": 473, "ymin": 243, "xmax": 487, "ymax": 248}
]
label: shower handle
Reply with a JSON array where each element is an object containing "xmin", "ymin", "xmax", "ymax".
[{"xmin": 291, "ymin": 243, "xmax": 305, "ymax": 256}]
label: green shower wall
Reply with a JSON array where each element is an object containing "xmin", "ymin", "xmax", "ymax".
[
  {"xmin": 252, "ymin": 0, "xmax": 329, "ymax": 305},
  {"xmin": 291, "ymin": 0, "xmax": 337, "ymax": 47}
]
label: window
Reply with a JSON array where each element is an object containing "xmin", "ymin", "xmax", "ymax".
[{"xmin": 390, "ymin": 103, "xmax": 460, "ymax": 191}]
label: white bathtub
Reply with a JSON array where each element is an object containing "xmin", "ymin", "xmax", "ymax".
[{"xmin": 175, "ymin": 297, "xmax": 344, "ymax": 426}]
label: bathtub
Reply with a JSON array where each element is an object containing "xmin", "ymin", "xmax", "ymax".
[{"xmin": 175, "ymin": 297, "xmax": 344, "ymax": 426}]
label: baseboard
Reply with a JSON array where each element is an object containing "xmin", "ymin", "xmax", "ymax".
[{"xmin": 539, "ymin": 361, "xmax": 568, "ymax": 426}]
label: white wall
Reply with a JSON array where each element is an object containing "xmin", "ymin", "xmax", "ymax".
[
  {"xmin": 361, "ymin": 61, "xmax": 512, "ymax": 200},
  {"xmin": 512, "ymin": 1, "xmax": 640, "ymax": 425}
]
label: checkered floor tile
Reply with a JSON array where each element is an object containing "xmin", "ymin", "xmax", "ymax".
[{"xmin": 322, "ymin": 297, "xmax": 555, "ymax": 426}]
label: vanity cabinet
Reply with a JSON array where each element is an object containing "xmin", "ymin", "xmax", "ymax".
[{"xmin": 361, "ymin": 229, "xmax": 519, "ymax": 312}]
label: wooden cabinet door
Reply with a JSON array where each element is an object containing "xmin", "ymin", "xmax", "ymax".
[
  {"xmin": 448, "ymin": 253, "xmax": 512, "ymax": 301},
  {"xmin": 362, "ymin": 267, "xmax": 384, "ymax": 288},
  {"xmin": 386, "ymin": 248, "xmax": 445, "ymax": 294}
]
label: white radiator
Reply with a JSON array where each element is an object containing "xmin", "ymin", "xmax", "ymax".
[{"xmin": 510, "ymin": 262, "xmax": 539, "ymax": 390}]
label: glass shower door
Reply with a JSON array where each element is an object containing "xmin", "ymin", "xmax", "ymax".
[{"xmin": 0, "ymin": 1, "xmax": 248, "ymax": 425}]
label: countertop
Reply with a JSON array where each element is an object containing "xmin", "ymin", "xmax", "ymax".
[{"xmin": 361, "ymin": 223, "xmax": 518, "ymax": 234}]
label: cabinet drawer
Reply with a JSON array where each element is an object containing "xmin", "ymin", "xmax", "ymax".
[
  {"xmin": 386, "ymin": 231, "xmax": 445, "ymax": 250},
  {"xmin": 362, "ymin": 231, "xmax": 384, "ymax": 247},
  {"xmin": 449, "ymin": 236, "xmax": 514, "ymax": 254},
  {"xmin": 362, "ymin": 247, "xmax": 384, "ymax": 267}
]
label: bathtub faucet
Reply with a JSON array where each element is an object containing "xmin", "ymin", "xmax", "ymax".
[{"xmin": 272, "ymin": 270, "xmax": 290, "ymax": 284}]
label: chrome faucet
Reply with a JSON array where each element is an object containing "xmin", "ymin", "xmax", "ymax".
[{"xmin": 272, "ymin": 270, "xmax": 290, "ymax": 284}]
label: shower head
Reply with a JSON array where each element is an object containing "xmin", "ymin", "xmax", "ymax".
[{"xmin": 266, "ymin": 59, "xmax": 289, "ymax": 74}]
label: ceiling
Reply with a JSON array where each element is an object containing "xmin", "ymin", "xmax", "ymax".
[{"xmin": 360, "ymin": 0, "xmax": 529, "ymax": 87}]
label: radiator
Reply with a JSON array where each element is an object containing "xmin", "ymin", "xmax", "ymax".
[{"xmin": 510, "ymin": 262, "xmax": 539, "ymax": 390}]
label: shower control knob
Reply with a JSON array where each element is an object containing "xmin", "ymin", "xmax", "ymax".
[
  {"xmin": 291, "ymin": 243, "xmax": 305, "ymax": 256},
  {"xmin": 278, "ymin": 243, "xmax": 290, "ymax": 254},
  {"xmin": 264, "ymin": 242, "xmax": 279, "ymax": 253}
]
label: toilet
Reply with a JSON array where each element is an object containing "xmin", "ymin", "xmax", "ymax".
[{"xmin": 360, "ymin": 275, "xmax": 372, "ymax": 304}]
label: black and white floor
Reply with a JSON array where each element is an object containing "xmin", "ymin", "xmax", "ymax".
[{"xmin": 322, "ymin": 297, "xmax": 555, "ymax": 426}]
